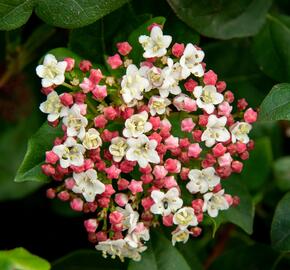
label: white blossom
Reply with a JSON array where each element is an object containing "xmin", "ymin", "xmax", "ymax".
[
  {"xmin": 125, "ymin": 222, "xmax": 150, "ymax": 248},
  {"xmin": 52, "ymin": 137, "xmax": 85, "ymax": 168},
  {"xmin": 126, "ymin": 134, "xmax": 160, "ymax": 168},
  {"xmin": 109, "ymin": 137, "xmax": 128, "ymax": 162},
  {"xmin": 180, "ymin": 43, "xmax": 204, "ymax": 78},
  {"xmin": 62, "ymin": 104, "xmax": 88, "ymax": 140},
  {"xmin": 139, "ymin": 26, "xmax": 172, "ymax": 58},
  {"xmin": 173, "ymin": 207, "xmax": 198, "ymax": 230},
  {"xmin": 203, "ymin": 189, "xmax": 229, "ymax": 218},
  {"xmin": 123, "ymin": 111, "xmax": 152, "ymax": 138},
  {"xmin": 194, "ymin": 85, "xmax": 224, "ymax": 114},
  {"xmin": 139, "ymin": 65, "xmax": 164, "ymax": 92},
  {"xmin": 186, "ymin": 167, "xmax": 220, "ymax": 194},
  {"xmin": 150, "ymin": 187, "xmax": 183, "ymax": 216},
  {"xmin": 116, "ymin": 204, "xmax": 139, "ymax": 233},
  {"xmin": 201, "ymin": 115, "xmax": 230, "ymax": 147},
  {"xmin": 230, "ymin": 122, "xmax": 252, "ymax": 144},
  {"xmin": 82, "ymin": 128, "xmax": 102, "ymax": 150},
  {"xmin": 171, "ymin": 228, "xmax": 191, "ymax": 246},
  {"xmin": 36, "ymin": 54, "xmax": 67, "ymax": 87},
  {"xmin": 39, "ymin": 91, "xmax": 68, "ymax": 122},
  {"xmin": 149, "ymin": 95, "xmax": 171, "ymax": 116},
  {"xmin": 72, "ymin": 169, "xmax": 105, "ymax": 202},
  {"xmin": 121, "ymin": 64, "xmax": 149, "ymax": 104}
]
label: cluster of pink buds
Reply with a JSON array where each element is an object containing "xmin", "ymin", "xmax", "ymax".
[{"xmin": 36, "ymin": 23, "xmax": 257, "ymax": 261}]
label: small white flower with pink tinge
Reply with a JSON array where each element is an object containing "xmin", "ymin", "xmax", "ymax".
[
  {"xmin": 173, "ymin": 207, "xmax": 198, "ymax": 229},
  {"xmin": 125, "ymin": 222, "xmax": 150, "ymax": 248},
  {"xmin": 180, "ymin": 43, "xmax": 204, "ymax": 78},
  {"xmin": 52, "ymin": 137, "xmax": 85, "ymax": 168},
  {"xmin": 126, "ymin": 134, "xmax": 160, "ymax": 168},
  {"xmin": 149, "ymin": 95, "xmax": 171, "ymax": 116},
  {"xmin": 201, "ymin": 115, "xmax": 231, "ymax": 147},
  {"xmin": 39, "ymin": 91, "xmax": 68, "ymax": 122},
  {"xmin": 36, "ymin": 54, "xmax": 67, "ymax": 87},
  {"xmin": 139, "ymin": 26, "xmax": 172, "ymax": 58},
  {"xmin": 194, "ymin": 85, "xmax": 224, "ymax": 114},
  {"xmin": 230, "ymin": 122, "xmax": 252, "ymax": 144},
  {"xmin": 150, "ymin": 187, "xmax": 183, "ymax": 216},
  {"xmin": 116, "ymin": 204, "xmax": 139, "ymax": 233},
  {"xmin": 186, "ymin": 167, "xmax": 220, "ymax": 194},
  {"xmin": 72, "ymin": 169, "xmax": 105, "ymax": 202},
  {"xmin": 123, "ymin": 111, "xmax": 152, "ymax": 138},
  {"xmin": 121, "ymin": 64, "xmax": 149, "ymax": 104},
  {"xmin": 171, "ymin": 228, "xmax": 191, "ymax": 246},
  {"xmin": 203, "ymin": 189, "xmax": 230, "ymax": 218},
  {"xmin": 109, "ymin": 137, "xmax": 128, "ymax": 162},
  {"xmin": 139, "ymin": 66, "xmax": 164, "ymax": 92},
  {"xmin": 62, "ymin": 104, "xmax": 88, "ymax": 140},
  {"xmin": 82, "ymin": 128, "xmax": 102, "ymax": 150}
]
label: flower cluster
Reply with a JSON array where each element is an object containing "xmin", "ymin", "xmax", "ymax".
[{"xmin": 37, "ymin": 24, "xmax": 257, "ymax": 261}]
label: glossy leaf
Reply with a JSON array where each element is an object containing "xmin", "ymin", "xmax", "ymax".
[
  {"xmin": 15, "ymin": 122, "xmax": 63, "ymax": 182},
  {"xmin": 167, "ymin": 0, "xmax": 272, "ymax": 39},
  {"xmin": 0, "ymin": 247, "xmax": 50, "ymax": 270},
  {"xmin": 128, "ymin": 230, "xmax": 191, "ymax": 270},
  {"xmin": 271, "ymin": 192, "xmax": 290, "ymax": 251},
  {"xmin": 259, "ymin": 83, "xmax": 290, "ymax": 121},
  {"xmin": 274, "ymin": 156, "xmax": 290, "ymax": 191}
]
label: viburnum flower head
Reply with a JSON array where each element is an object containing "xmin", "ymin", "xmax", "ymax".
[{"xmin": 36, "ymin": 20, "xmax": 257, "ymax": 261}]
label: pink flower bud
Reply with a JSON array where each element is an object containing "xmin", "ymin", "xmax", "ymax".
[
  {"xmin": 179, "ymin": 138, "xmax": 190, "ymax": 148},
  {"xmin": 224, "ymin": 91, "xmax": 234, "ymax": 103},
  {"xmin": 115, "ymin": 193, "xmax": 128, "ymax": 207},
  {"xmin": 191, "ymin": 227, "xmax": 202, "ymax": 237},
  {"xmin": 73, "ymin": 92, "xmax": 86, "ymax": 103},
  {"xmin": 237, "ymin": 98, "xmax": 248, "ymax": 110},
  {"xmin": 70, "ymin": 198, "xmax": 84, "ymax": 211},
  {"xmin": 147, "ymin": 23, "xmax": 162, "ymax": 31},
  {"xmin": 84, "ymin": 219, "xmax": 98, "ymax": 233},
  {"xmin": 45, "ymin": 150, "xmax": 59, "ymax": 164},
  {"xmin": 218, "ymin": 153, "xmax": 233, "ymax": 167},
  {"xmin": 65, "ymin": 178, "xmax": 75, "ymax": 190},
  {"xmin": 231, "ymin": 160, "xmax": 243, "ymax": 173},
  {"xmin": 109, "ymin": 211, "xmax": 123, "ymax": 225},
  {"xmin": 116, "ymin": 42, "xmax": 132, "ymax": 56},
  {"xmin": 203, "ymin": 70, "xmax": 217, "ymax": 85},
  {"xmin": 96, "ymin": 231, "xmax": 107, "ymax": 242},
  {"xmin": 105, "ymin": 165, "xmax": 121, "ymax": 179},
  {"xmin": 98, "ymin": 197, "xmax": 110, "ymax": 208},
  {"xmin": 79, "ymin": 60, "xmax": 92, "ymax": 72},
  {"xmin": 141, "ymin": 173, "xmax": 153, "ymax": 184},
  {"xmin": 164, "ymin": 158, "xmax": 181, "ymax": 173},
  {"xmin": 94, "ymin": 115, "xmax": 107, "ymax": 129},
  {"xmin": 41, "ymin": 87, "xmax": 54, "ymax": 95},
  {"xmin": 103, "ymin": 184, "xmax": 116, "ymax": 197},
  {"xmin": 59, "ymin": 93, "xmax": 73, "ymax": 106},
  {"xmin": 180, "ymin": 167, "xmax": 190, "ymax": 180},
  {"xmin": 184, "ymin": 79, "xmax": 198, "ymax": 92},
  {"xmin": 41, "ymin": 164, "xmax": 55, "ymax": 176},
  {"xmin": 46, "ymin": 188, "xmax": 56, "ymax": 199},
  {"xmin": 79, "ymin": 78, "xmax": 94, "ymax": 93},
  {"xmin": 171, "ymin": 43, "xmax": 185, "ymax": 58},
  {"xmin": 153, "ymin": 165, "xmax": 168, "ymax": 179},
  {"xmin": 183, "ymin": 98, "xmax": 197, "ymax": 112},
  {"xmin": 240, "ymin": 151, "xmax": 249, "ymax": 160},
  {"xmin": 212, "ymin": 143, "xmax": 227, "ymax": 157},
  {"xmin": 117, "ymin": 178, "xmax": 129, "ymax": 190},
  {"xmin": 181, "ymin": 118, "xmax": 195, "ymax": 132},
  {"xmin": 216, "ymin": 166, "xmax": 232, "ymax": 178},
  {"xmin": 188, "ymin": 143, "xmax": 202, "ymax": 158},
  {"xmin": 192, "ymin": 130, "xmax": 202, "ymax": 142},
  {"xmin": 128, "ymin": 180, "xmax": 143, "ymax": 195},
  {"xmin": 92, "ymin": 85, "xmax": 107, "ymax": 100},
  {"xmin": 164, "ymin": 135, "xmax": 179, "ymax": 150},
  {"xmin": 103, "ymin": 106, "xmax": 117, "ymax": 120},
  {"xmin": 121, "ymin": 107, "xmax": 134, "ymax": 119},
  {"xmin": 162, "ymin": 214, "xmax": 173, "ymax": 226},
  {"xmin": 244, "ymin": 108, "xmax": 257, "ymax": 123},
  {"xmin": 64, "ymin": 57, "xmax": 75, "ymax": 71},
  {"xmin": 107, "ymin": 54, "xmax": 122, "ymax": 69},
  {"xmin": 218, "ymin": 101, "xmax": 232, "ymax": 117},
  {"xmin": 198, "ymin": 115, "xmax": 208, "ymax": 126},
  {"xmin": 216, "ymin": 81, "xmax": 227, "ymax": 92},
  {"xmin": 149, "ymin": 116, "xmax": 161, "ymax": 130},
  {"xmin": 225, "ymin": 194, "xmax": 233, "ymax": 206},
  {"xmin": 141, "ymin": 197, "xmax": 154, "ymax": 211},
  {"xmin": 89, "ymin": 69, "xmax": 103, "ymax": 84},
  {"xmin": 191, "ymin": 199, "xmax": 203, "ymax": 214},
  {"xmin": 164, "ymin": 176, "xmax": 178, "ymax": 189}
]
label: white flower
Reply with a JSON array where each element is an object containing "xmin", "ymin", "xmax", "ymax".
[
  {"xmin": 173, "ymin": 207, "xmax": 198, "ymax": 230},
  {"xmin": 180, "ymin": 43, "xmax": 204, "ymax": 78},
  {"xmin": 39, "ymin": 91, "xmax": 68, "ymax": 122},
  {"xmin": 194, "ymin": 85, "xmax": 224, "ymax": 114},
  {"xmin": 139, "ymin": 26, "xmax": 172, "ymax": 58},
  {"xmin": 186, "ymin": 167, "xmax": 220, "ymax": 194},
  {"xmin": 123, "ymin": 111, "xmax": 152, "ymax": 138},
  {"xmin": 139, "ymin": 65, "xmax": 164, "ymax": 92},
  {"xmin": 121, "ymin": 64, "xmax": 149, "ymax": 104},
  {"xmin": 125, "ymin": 222, "xmax": 150, "ymax": 248},
  {"xmin": 230, "ymin": 122, "xmax": 252, "ymax": 144},
  {"xmin": 171, "ymin": 228, "xmax": 191, "ymax": 246},
  {"xmin": 150, "ymin": 187, "xmax": 183, "ymax": 216},
  {"xmin": 72, "ymin": 169, "xmax": 105, "ymax": 202},
  {"xmin": 149, "ymin": 95, "xmax": 171, "ymax": 116},
  {"xmin": 126, "ymin": 134, "xmax": 160, "ymax": 168},
  {"xmin": 116, "ymin": 204, "xmax": 139, "ymax": 233},
  {"xmin": 52, "ymin": 137, "xmax": 85, "ymax": 168},
  {"xmin": 201, "ymin": 115, "xmax": 230, "ymax": 147},
  {"xmin": 36, "ymin": 54, "xmax": 67, "ymax": 87},
  {"xmin": 62, "ymin": 104, "xmax": 88, "ymax": 140},
  {"xmin": 109, "ymin": 137, "xmax": 128, "ymax": 162},
  {"xmin": 82, "ymin": 128, "xmax": 102, "ymax": 150},
  {"xmin": 203, "ymin": 189, "xmax": 229, "ymax": 218}
]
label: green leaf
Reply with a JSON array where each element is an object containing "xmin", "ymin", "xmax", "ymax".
[
  {"xmin": 128, "ymin": 230, "xmax": 191, "ymax": 270},
  {"xmin": 274, "ymin": 156, "xmax": 290, "ymax": 191},
  {"xmin": 128, "ymin": 17, "xmax": 166, "ymax": 64},
  {"xmin": 35, "ymin": 0, "xmax": 128, "ymax": 29},
  {"xmin": 0, "ymin": 247, "xmax": 50, "ymax": 270},
  {"xmin": 271, "ymin": 192, "xmax": 290, "ymax": 251},
  {"xmin": 167, "ymin": 0, "xmax": 272, "ymax": 39},
  {"xmin": 15, "ymin": 122, "xmax": 63, "ymax": 182},
  {"xmin": 252, "ymin": 14, "xmax": 290, "ymax": 82},
  {"xmin": 259, "ymin": 83, "xmax": 290, "ymax": 121},
  {"xmin": 214, "ymin": 176, "xmax": 255, "ymax": 234},
  {"xmin": 0, "ymin": 0, "xmax": 34, "ymax": 31},
  {"xmin": 52, "ymin": 249, "xmax": 123, "ymax": 270}
]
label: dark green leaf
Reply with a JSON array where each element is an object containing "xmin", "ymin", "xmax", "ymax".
[
  {"xmin": 0, "ymin": 247, "xmax": 50, "ymax": 270},
  {"xmin": 15, "ymin": 122, "xmax": 63, "ymax": 182},
  {"xmin": 252, "ymin": 14, "xmax": 290, "ymax": 82},
  {"xmin": 271, "ymin": 192, "xmax": 290, "ymax": 251},
  {"xmin": 259, "ymin": 83, "xmax": 290, "ymax": 121},
  {"xmin": 52, "ymin": 249, "xmax": 123, "ymax": 270},
  {"xmin": 274, "ymin": 156, "xmax": 290, "ymax": 191},
  {"xmin": 128, "ymin": 230, "xmax": 191, "ymax": 270},
  {"xmin": 167, "ymin": 0, "xmax": 272, "ymax": 39}
]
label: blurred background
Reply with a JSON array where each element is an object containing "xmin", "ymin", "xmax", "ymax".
[{"xmin": 0, "ymin": 0, "xmax": 290, "ymax": 269}]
